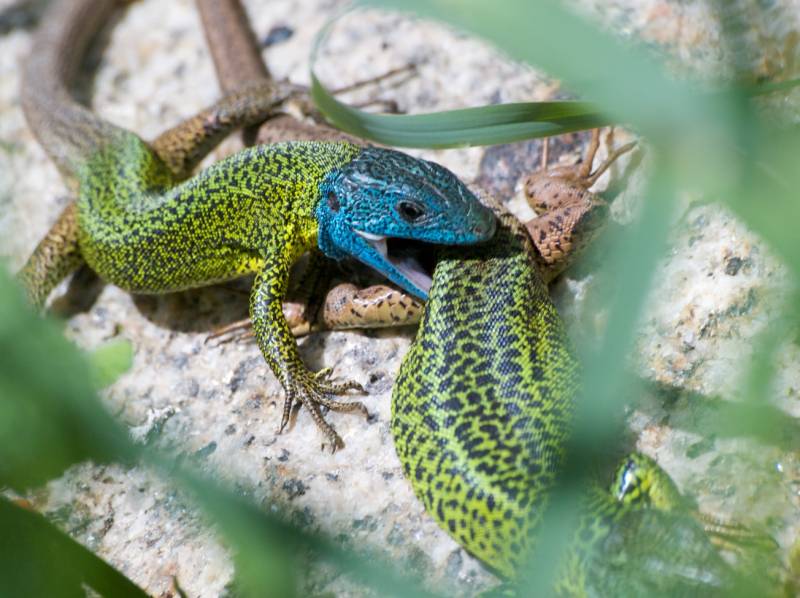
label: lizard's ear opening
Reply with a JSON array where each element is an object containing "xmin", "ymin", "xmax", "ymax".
[{"xmin": 327, "ymin": 191, "xmax": 340, "ymax": 212}]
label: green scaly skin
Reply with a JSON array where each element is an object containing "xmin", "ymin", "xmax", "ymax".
[
  {"xmin": 19, "ymin": 0, "xmax": 496, "ymax": 449},
  {"xmin": 392, "ymin": 207, "xmax": 576, "ymax": 575},
  {"xmin": 391, "ymin": 206, "xmax": 776, "ymax": 595},
  {"xmin": 75, "ymin": 137, "xmax": 359, "ymax": 294}
]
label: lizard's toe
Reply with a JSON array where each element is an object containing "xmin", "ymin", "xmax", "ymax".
[{"xmin": 280, "ymin": 368, "xmax": 368, "ymax": 449}]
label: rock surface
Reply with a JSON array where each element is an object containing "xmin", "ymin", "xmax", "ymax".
[{"xmin": 1, "ymin": 0, "xmax": 799, "ymax": 596}]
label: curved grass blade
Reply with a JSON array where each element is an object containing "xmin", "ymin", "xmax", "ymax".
[
  {"xmin": 309, "ymin": 9, "xmax": 608, "ymax": 148},
  {"xmin": 311, "ymin": 71, "xmax": 799, "ymax": 150},
  {"xmin": 310, "ymin": 73, "xmax": 607, "ymax": 148}
]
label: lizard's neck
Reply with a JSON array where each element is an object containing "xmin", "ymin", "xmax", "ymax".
[{"xmin": 210, "ymin": 141, "xmax": 364, "ymax": 243}]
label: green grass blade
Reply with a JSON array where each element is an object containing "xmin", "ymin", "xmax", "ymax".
[
  {"xmin": 0, "ymin": 497, "xmax": 149, "ymax": 598},
  {"xmin": 311, "ymin": 73, "xmax": 607, "ymax": 148},
  {"xmin": 162, "ymin": 462, "xmax": 439, "ymax": 598},
  {"xmin": 0, "ymin": 271, "xmax": 140, "ymax": 491}
]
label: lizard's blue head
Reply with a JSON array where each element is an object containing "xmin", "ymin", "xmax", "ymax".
[{"xmin": 315, "ymin": 147, "xmax": 496, "ymax": 299}]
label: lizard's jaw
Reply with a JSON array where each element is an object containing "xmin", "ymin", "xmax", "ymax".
[{"xmin": 355, "ymin": 230, "xmax": 433, "ymax": 297}]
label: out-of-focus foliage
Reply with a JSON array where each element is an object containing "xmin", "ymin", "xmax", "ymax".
[
  {"xmin": 0, "ymin": 272, "xmax": 138, "ymax": 491},
  {"xmin": 0, "ymin": 497, "xmax": 148, "ymax": 598},
  {"xmin": 87, "ymin": 337, "xmax": 134, "ymax": 389},
  {"xmin": 311, "ymin": 70, "xmax": 609, "ymax": 147}
]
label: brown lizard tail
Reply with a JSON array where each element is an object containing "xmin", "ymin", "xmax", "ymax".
[{"xmin": 20, "ymin": 0, "xmax": 129, "ymax": 180}]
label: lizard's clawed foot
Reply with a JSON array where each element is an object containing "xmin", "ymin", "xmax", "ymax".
[{"xmin": 278, "ymin": 367, "xmax": 368, "ymax": 453}]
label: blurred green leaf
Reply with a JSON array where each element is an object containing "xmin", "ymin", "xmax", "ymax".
[
  {"xmin": 0, "ymin": 497, "xmax": 148, "ymax": 598},
  {"xmin": 163, "ymin": 462, "xmax": 438, "ymax": 598},
  {"xmin": 349, "ymin": 1, "xmax": 727, "ymax": 138},
  {"xmin": 87, "ymin": 338, "xmax": 134, "ymax": 389},
  {"xmin": 169, "ymin": 466, "xmax": 298, "ymax": 598},
  {"xmin": 518, "ymin": 163, "xmax": 680, "ymax": 590},
  {"xmin": 722, "ymin": 123, "xmax": 800, "ymax": 274},
  {"xmin": 640, "ymin": 382, "xmax": 800, "ymax": 452},
  {"xmin": 0, "ymin": 269, "xmax": 139, "ymax": 491}
]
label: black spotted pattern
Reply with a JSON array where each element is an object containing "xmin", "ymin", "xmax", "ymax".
[{"xmin": 391, "ymin": 207, "xmax": 578, "ymax": 577}]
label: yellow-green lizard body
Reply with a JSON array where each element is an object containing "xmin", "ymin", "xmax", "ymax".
[{"xmin": 392, "ymin": 205, "xmax": 575, "ymax": 576}]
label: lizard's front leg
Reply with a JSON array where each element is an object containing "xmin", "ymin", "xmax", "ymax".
[{"xmin": 250, "ymin": 253, "xmax": 368, "ymax": 452}]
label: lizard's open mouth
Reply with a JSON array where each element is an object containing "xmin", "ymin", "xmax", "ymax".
[{"xmin": 355, "ymin": 231, "xmax": 436, "ymax": 295}]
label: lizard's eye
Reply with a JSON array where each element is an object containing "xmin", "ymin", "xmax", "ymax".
[
  {"xmin": 615, "ymin": 458, "xmax": 644, "ymax": 503},
  {"xmin": 327, "ymin": 191, "xmax": 340, "ymax": 212},
  {"xmin": 397, "ymin": 200, "xmax": 426, "ymax": 223}
]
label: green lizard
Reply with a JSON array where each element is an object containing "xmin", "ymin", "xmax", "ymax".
[{"xmin": 17, "ymin": 0, "xmax": 496, "ymax": 451}]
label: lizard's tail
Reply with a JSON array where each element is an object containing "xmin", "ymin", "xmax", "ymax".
[{"xmin": 21, "ymin": 0, "xmax": 129, "ymax": 180}]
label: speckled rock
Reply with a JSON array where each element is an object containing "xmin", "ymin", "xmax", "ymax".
[{"xmin": 1, "ymin": 0, "xmax": 799, "ymax": 596}]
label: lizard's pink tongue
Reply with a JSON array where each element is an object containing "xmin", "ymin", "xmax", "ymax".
[{"xmin": 358, "ymin": 232, "xmax": 433, "ymax": 294}]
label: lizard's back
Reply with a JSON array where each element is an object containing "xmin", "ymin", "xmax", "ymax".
[
  {"xmin": 74, "ymin": 139, "xmax": 358, "ymax": 293},
  {"xmin": 19, "ymin": 0, "xmax": 359, "ymax": 295},
  {"xmin": 392, "ymin": 206, "xmax": 579, "ymax": 576}
]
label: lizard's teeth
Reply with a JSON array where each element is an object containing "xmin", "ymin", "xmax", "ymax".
[
  {"xmin": 355, "ymin": 230, "xmax": 387, "ymax": 243},
  {"xmin": 372, "ymin": 237, "xmax": 389, "ymax": 259}
]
